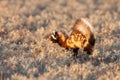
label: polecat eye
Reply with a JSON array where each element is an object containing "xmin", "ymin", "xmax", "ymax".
[{"xmin": 52, "ymin": 30, "xmax": 58, "ymax": 35}]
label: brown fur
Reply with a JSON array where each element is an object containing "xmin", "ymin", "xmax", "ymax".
[{"xmin": 50, "ymin": 18, "xmax": 95, "ymax": 55}]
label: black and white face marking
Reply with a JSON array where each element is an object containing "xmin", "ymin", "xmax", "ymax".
[{"xmin": 51, "ymin": 30, "xmax": 58, "ymax": 40}]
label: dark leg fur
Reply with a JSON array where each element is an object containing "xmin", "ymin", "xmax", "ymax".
[
  {"xmin": 72, "ymin": 48, "xmax": 79, "ymax": 58},
  {"xmin": 86, "ymin": 48, "xmax": 93, "ymax": 55},
  {"xmin": 89, "ymin": 35, "xmax": 96, "ymax": 46},
  {"xmin": 90, "ymin": 38, "xmax": 95, "ymax": 46},
  {"xmin": 84, "ymin": 46, "xmax": 93, "ymax": 55}
]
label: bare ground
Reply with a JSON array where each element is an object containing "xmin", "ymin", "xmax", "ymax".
[{"xmin": 0, "ymin": 0, "xmax": 120, "ymax": 80}]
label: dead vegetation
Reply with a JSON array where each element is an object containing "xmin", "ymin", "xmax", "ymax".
[{"xmin": 0, "ymin": 0, "xmax": 120, "ymax": 80}]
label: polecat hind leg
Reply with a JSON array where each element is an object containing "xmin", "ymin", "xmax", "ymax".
[
  {"xmin": 72, "ymin": 48, "xmax": 79, "ymax": 58},
  {"xmin": 86, "ymin": 48, "xmax": 93, "ymax": 55}
]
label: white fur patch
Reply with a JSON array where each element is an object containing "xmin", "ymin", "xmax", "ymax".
[
  {"xmin": 81, "ymin": 18, "xmax": 94, "ymax": 33},
  {"xmin": 51, "ymin": 35, "xmax": 57, "ymax": 40}
]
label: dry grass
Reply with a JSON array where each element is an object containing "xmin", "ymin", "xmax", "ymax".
[{"xmin": 0, "ymin": 0, "xmax": 120, "ymax": 80}]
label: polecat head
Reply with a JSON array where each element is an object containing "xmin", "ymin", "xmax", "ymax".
[
  {"xmin": 50, "ymin": 30, "xmax": 69, "ymax": 44},
  {"xmin": 49, "ymin": 30, "xmax": 58, "ymax": 42}
]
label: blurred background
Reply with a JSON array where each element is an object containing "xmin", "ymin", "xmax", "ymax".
[{"xmin": 0, "ymin": 0, "xmax": 120, "ymax": 80}]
